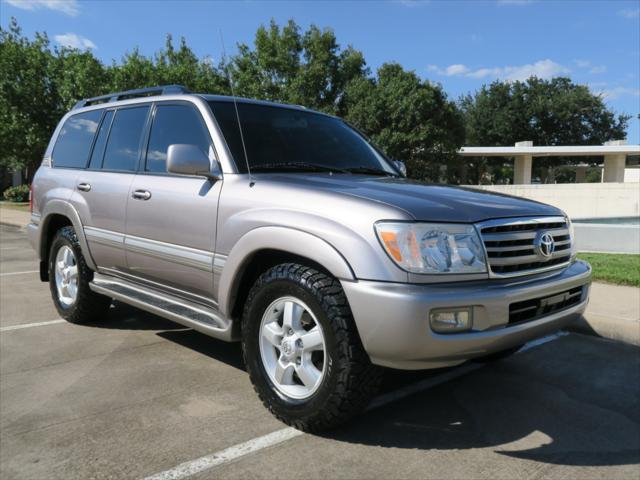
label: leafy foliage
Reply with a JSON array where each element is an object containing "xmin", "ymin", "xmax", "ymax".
[
  {"xmin": 344, "ymin": 63, "xmax": 465, "ymax": 181},
  {"xmin": 460, "ymin": 78, "xmax": 630, "ymax": 183},
  {"xmin": 0, "ymin": 17, "xmax": 631, "ymax": 184},
  {"xmin": 230, "ymin": 20, "xmax": 367, "ymax": 115},
  {"xmin": 2, "ymin": 183, "xmax": 30, "ymax": 202}
]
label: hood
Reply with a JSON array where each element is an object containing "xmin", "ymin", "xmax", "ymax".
[{"xmin": 256, "ymin": 174, "xmax": 563, "ymax": 223}]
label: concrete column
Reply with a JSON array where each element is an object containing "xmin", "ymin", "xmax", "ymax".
[
  {"xmin": 575, "ymin": 166, "xmax": 587, "ymax": 183},
  {"xmin": 514, "ymin": 141, "xmax": 533, "ymax": 184},
  {"xmin": 602, "ymin": 140, "xmax": 626, "ymax": 183}
]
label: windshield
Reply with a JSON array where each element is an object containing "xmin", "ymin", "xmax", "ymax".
[{"xmin": 208, "ymin": 101, "xmax": 397, "ymax": 175}]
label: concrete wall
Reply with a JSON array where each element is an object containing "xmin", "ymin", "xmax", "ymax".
[
  {"xmin": 472, "ymin": 182, "xmax": 640, "ymax": 219},
  {"xmin": 573, "ymin": 224, "xmax": 639, "ymax": 254}
]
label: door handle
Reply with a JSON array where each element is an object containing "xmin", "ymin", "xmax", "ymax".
[
  {"xmin": 132, "ymin": 189, "xmax": 152, "ymax": 200},
  {"xmin": 77, "ymin": 183, "xmax": 91, "ymax": 192}
]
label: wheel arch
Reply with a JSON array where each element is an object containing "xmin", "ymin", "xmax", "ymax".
[
  {"xmin": 39, "ymin": 200, "xmax": 96, "ymax": 279},
  {"xmin": 218, "ymin": 227, "xmax": 356, "ymax": 328}
]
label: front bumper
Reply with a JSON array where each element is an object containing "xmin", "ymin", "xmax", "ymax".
[{"xmin": 342, "ymin": 260, "xmax": 592, "ymax": 369}]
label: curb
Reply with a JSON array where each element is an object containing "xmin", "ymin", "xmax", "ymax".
[{"xmin": 567, "ymin": 314, "xmax": 640, "ymax": 347}]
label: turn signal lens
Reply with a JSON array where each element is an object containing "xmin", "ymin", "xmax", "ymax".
[{"xmin": 379, "ymin": 231, "xmax": 402, "ymax": 262}]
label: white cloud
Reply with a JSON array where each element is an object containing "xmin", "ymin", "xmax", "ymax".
[
  {"xmin": 427, "ymin": 59, "xmax": 570, "ymax": 82},
  {"xmin": 573, "ymin": 60, "xmax": 607, "ymax": 74},
  {"xmin": 599, "ymin": 87, "xmax": 640, "ymax": 100},
  {"xmin": 4, "ymin": 0, "xmax": 80, "ymax": 16},
  {"xmin": 54, "ymin": 33, "xmax": 96, "ymax": 50},
  {"xmin": 428, "ymin": 64, "xmax": 469, "ymax": 76},
  {"xmin": 619, "ymin": 8, "xmax": 640, "ymax": 19}
]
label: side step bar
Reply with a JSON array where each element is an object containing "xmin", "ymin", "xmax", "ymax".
[{"xmin": 89, "ymin": 273, "xmax": 235, "ymax": 341}]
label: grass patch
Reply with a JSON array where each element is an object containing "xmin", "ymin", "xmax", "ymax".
[{"xmin": 578, "ymin": 253, "xmax": 640, "ymax": 287}]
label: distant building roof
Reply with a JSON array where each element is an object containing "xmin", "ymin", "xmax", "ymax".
[{"xmin": 459, "ymin": 145, "xmax": 640, "ymax": 157}]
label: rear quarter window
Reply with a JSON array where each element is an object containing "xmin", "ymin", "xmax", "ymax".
[{"xmin": 52, "ymin": 110, "xmax": 102, "ymax": 169}]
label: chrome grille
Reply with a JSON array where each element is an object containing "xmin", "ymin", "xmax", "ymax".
[{"xmin": 478, "ymin": 216, "xmax": 573, "ymax": 278}]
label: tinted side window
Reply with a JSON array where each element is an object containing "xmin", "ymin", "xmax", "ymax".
[
  {"xmin": 102, "ymin": 106, "xmax": 150, "ymax": 171},
  {"xmin": 52, "ymin": 110, "xmax": 102, "ymax": 168},
  {"xmin": 88, "ymin": 110, "xmax": 114, "ymax": 169},
  {"xmin": 146, "ymin": 104, "xmax": 211, "ymax": 173}
]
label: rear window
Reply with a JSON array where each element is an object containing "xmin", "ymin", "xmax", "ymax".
[
  {"xmin": 102, "ymin": 106, "xmax": 150, "ymax": 172},
  {"xmin": 52, "ymin": 110, "xmax": 102, "ymax": 169}
]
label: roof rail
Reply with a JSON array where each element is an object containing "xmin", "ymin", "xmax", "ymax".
[{"xmin": 72, "ymin": 85, "xmax": 191, "ymax": 110}]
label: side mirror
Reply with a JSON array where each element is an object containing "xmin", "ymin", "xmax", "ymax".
[
  {"xmin": 393, "ymin": 160, "xmax": 407, "ymax": 177},
  {"xmin": 167, "ymin": 144, "xmax": 221, "ymax": 180}
]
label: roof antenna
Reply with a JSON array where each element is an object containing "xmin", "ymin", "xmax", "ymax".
[{"xmin": 219, "ymin": 30, "xmax": 254, "ymax": 187}]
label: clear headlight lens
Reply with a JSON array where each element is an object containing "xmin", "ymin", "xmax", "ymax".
[{"xmin": 375, "ymin": 222, "xmax": 487, "ymax": 274}]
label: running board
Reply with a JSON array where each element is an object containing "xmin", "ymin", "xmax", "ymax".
[{"xmin": 90, "ymin": 273, "xmax": 235, "ymax": 341}]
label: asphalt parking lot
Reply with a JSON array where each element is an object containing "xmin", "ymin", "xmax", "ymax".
[{"xmin": 1, "ymin": 224, "xmax": 639, "ymax": 480}]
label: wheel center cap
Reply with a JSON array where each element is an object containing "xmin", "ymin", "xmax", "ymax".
[{"xmin": 281, "ymin": 339, "xmax": 298, "ymax": 358}]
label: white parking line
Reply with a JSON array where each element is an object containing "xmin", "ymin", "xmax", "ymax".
[
  {"xmin": 0, "ymin": 269, "xmax": 39, "ymax": 277},
  {"xmin": 142, "ymin": 332, "xmax": 568, "ymax": 480},
  {"xmin": 0, "ymin": 319, "xmax": 66, "ymax": 332}
]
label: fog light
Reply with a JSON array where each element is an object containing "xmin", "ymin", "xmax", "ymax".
[{"xmin": 430, "ymin": 308, "xmax": 473, "ymax": 333}]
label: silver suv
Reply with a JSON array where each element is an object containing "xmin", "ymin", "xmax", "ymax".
[{"xmin": 28, "ymin": 85, "xmax": 591, "ymax": 431}]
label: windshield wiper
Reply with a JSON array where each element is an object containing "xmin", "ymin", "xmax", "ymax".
[
  {"xmin": 343, "ymin": 166, "xmax": 398, "ymax": 177},
  {"xmin": 251, "ymin": 162, "xmax": 350, "ymax": 174}
]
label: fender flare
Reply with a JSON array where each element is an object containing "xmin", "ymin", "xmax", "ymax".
[
  {"xmin": 39, "ymin": 200, "xmax": 97, "ymax": 271},
  {"xmin": 217, "ymin": 226, "xmax": 355, "ymax": 317}
]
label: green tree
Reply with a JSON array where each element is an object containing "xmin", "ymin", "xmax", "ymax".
[
  {"xmin": 110, "ymin": 35, "xmax": 229, "ymax": 94},
  {"xmin": 0, "ymin": 18, "xmax": 109, "ymax": 179},
  {"xmin": 0, "ymin": 19, "xmax": 57, "ymax": 178},
  {"xmin": 230, "ymin": 20, "xmax": 367, "ymax": 115},
  {"xmin": 344, "ymin": 63, "xmax": 465, "ymax": 181},
  {"xmin": 460, "ymin": 77, "xmax": 630, "ymax": 183}
]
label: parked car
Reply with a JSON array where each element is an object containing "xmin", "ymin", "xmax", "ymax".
[{"xmin": 28, "ymin": 85, "xmax": 592, "ymax": 431}]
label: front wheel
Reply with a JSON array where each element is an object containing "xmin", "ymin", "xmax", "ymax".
[{"xmin": 242, "ymin": 263, "xmax": 382, "ymax": 432}]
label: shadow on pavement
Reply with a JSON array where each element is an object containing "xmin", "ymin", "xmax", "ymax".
[
  {"xmin": 321, "ymin": 335, "xmax": 640, "ymax": 468},
  {"xmin": 83, "ymin": 305, "xmax": 640, "ymax": 468}
]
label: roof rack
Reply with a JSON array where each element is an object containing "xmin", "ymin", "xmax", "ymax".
[{"xmin": 72, "ymin": 85, "xmax": 191, "ymax": 110}]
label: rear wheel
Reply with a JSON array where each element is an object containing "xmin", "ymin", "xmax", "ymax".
[
  {"xmin": 242, "ymin": 263, "xmax": 382, "ymax": 432},
  {"xmin": 48, "ymin": 226, "xmax": 111, "ymax": 324}
]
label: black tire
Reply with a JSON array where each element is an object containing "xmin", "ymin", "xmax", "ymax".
[
  {"xmin": 473, "ymin": 345, "xmax": 523, "ymax": 363},
  {"xmin": 242, "ymin": 263, "xmax": 382, "ymax": 432},
  {"xmin": 48, "ymin": 226, "xmax": 111, "ymax": 324}
]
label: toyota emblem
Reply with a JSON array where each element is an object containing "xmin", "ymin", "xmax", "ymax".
[{"xmin": 535, "ymin": 232, "xmax": 555, "ymax": 259}]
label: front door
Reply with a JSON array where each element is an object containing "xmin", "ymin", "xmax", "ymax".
[{"xmin": 124, "ymin": 102, "xmax": 222, "ymax": 301}]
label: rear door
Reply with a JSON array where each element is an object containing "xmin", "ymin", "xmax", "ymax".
[
  {"xmin": 71, "ymin": 104, "xmax": 151, "ymax": 272},
  {"xmin": 124, "ymin": 101, "xmax": 222, "ymax": 301}
]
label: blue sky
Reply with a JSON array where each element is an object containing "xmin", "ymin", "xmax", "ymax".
[{"xmin": 2, "ymin": 0, "xmax": 639, "ymax": 143}]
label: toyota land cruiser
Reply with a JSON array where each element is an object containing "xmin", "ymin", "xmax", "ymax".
[{"xmin": 28, "ymin": 85, "xmax": 591, "ymax": 431}]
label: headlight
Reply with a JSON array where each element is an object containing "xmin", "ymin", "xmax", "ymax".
[{"xmin": 375, "ymin": 222, "xmax": 487, "ymax": 274}]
